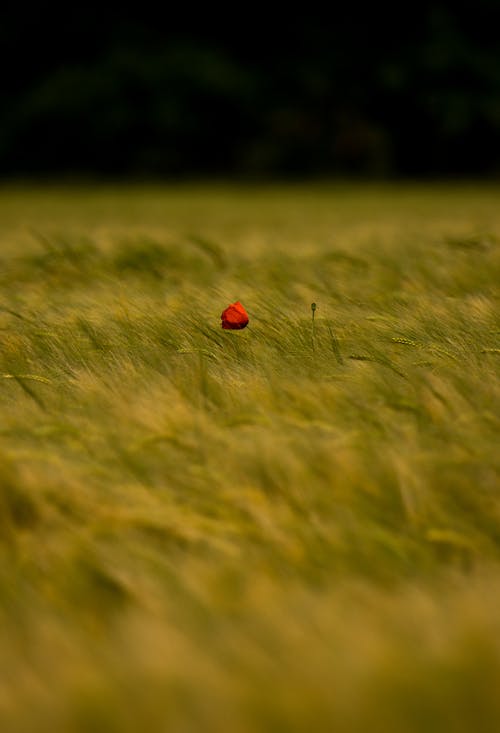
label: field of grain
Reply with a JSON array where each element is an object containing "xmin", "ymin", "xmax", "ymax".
[{"xmin": 1, "ymin": 183, "xmax": 500, "ymax": 732}]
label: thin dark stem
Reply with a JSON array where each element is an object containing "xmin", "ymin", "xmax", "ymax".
[{"xmin": 311, "ymin": 302, "xmax": 317, "ymax": 353}]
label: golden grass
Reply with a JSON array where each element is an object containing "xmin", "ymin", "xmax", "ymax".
[{"xmin": 0, "ymin": 183, "xmax": 499, "ymax": 731}]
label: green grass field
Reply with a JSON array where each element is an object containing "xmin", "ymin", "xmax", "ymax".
[{"xmin": 1, "ymin": 183, "xmax": 500, "ymax": 732}]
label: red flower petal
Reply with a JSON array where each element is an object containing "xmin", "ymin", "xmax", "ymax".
[{"xmin": 221, "ymin": 301, "xmax": 249, "ymax": 330}]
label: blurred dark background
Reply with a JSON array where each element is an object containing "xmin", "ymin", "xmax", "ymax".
[{"xmin": 2, "ymin": 4, "xmax": 500, "ymax": 179}]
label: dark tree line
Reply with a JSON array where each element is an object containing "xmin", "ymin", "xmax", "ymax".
[{"xmin": 2, "ymin": 4, "xmax": 500, "ymax": 178}]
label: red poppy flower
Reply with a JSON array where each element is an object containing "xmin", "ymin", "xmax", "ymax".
[{"xmin": 221, "ymin": 301, "xmax": 249, "ymax": 330}]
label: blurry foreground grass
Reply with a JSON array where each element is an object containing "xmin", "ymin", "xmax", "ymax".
[{"xmin": 1, "ymin": 183, "xmax": 500, "ymax": 732}]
